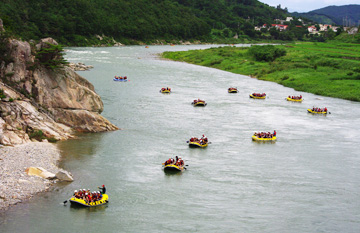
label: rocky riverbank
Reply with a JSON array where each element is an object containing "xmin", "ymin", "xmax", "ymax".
[
  {"xmin": 0, "ymin": 142, "xmax": 69, "ymax": 210},
  {"xmin": 69, "ymin": 62, "xmax": 94, "ymax": 71},
  {"xmin": 0, "ymin": 19, "xmax": 119, "ymax": 211}
]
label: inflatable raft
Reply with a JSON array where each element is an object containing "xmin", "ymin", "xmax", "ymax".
[
  {"xmin": 228, "ymin": 88, "xmax": 238, "ymax": 93},
  {"xmin": 252, "ymin": 135, "xmax": 276, "ymax": 142},
  {"xmin": 249, "ymin": 94, "xmax": 266, "ymax": 99},
  {"xmin": 164, "ymin": 164, "xmax": 184, "ymax": 172},
  {"xmin": 286, "ymin": 97, "xmax": 302, "ymax": 102},
  {"xmin": 189, "ymin": 141, "xmax": 208, "ymax": 148},
  {"xmin": 307, "ymin": 109, "xmax": 328, "ymax": 114},
  {"xmin": 113, "ymin": 78, "xmax": 127, "ymax": 82},
  {"xmin": 70, "ymin": 194, "xmax": 109, "ymax": 207},
  {"xmin": 192, "ymin": 101, "xmax": 207, "ymax": 106}
]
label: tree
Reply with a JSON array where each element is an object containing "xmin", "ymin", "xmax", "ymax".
[
  {"xmin": 269, "ymin": 27, "xmax": 279, "ymax": 39},
  {"xmin": 324, "ymin": 28, "xmax": 336, "ymax": 40},
  {"xmin": 35, "ymin": 43, "xmax": 68, "ymax": 69}
]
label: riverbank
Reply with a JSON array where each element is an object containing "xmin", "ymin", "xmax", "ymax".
[
  {"xmin": 162, "ymin": 42, "xmax": 360, "ymax": 102},
  {"xmin": 0, "ymin": 142, "xmax": 65, "ymax": 210}
]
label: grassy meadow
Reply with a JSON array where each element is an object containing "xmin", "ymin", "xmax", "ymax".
[{"xmin": 162, "ymin": 42, "xmax": 360, "ymax": 101}]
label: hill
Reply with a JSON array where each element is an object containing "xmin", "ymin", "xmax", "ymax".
[
  {"xmin": 0, "ymin": 0, "xmax": 288, "ymax": 45},
  {"xmin": 292, "ymin": 4, "xmax": 360, "ymax": 25}
]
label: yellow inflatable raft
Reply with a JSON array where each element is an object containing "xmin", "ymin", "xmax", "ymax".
[
  {"xmin": 228, "ymin": 88, "xmax": 238, "ymax": 93},
  {"xmin": 249, "ymin": 94, "xmax": 266, "ymax": 99},
  {"xmin": 286, "ymin": 97, "xmax": 303, "ymax": 102},
  {"xmin": 192, "ymin": 101, "xmax": 207, "ymax": 106},
  {"xmin": 189, "ymin": 141, "xmax": 208, "ymax": 148},
  {"xmin": 160, "ymin": 89, "xmax": 171, "ymax": 93},
  {"xmin": 252, "ymin": 135, "xmax": 276, "ymax": 142},
  {"xmin": 164, "ymin": 164, "xmax": 184, "ymax": 172},
  {"xmin": 70, "ymin": 194, "xmax": 109, "ymax": 207},
  {"xmin": 307, "ymin": 109, "xmax": 327, "ymax": 114}
]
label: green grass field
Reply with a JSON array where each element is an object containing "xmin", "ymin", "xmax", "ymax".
[{"xmin": 162, "ymin": 42, "xmax": 360, "ymax": 101}]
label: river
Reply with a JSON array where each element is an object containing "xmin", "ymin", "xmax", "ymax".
[{"xmin": 1, "ymin": 45, "xmax": 360, "ymax": 232}]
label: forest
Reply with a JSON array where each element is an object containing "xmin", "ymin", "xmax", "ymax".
[{"xmin": 0, "ymin": 0, "xmax": 288, "ymax": 45}]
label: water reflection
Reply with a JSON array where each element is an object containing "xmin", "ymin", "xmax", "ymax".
[{"xmin": 58, "ymin": 132, "xmax": 107, "ymax": 161}]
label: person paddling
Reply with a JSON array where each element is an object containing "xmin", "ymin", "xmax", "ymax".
[{"xmin": 98, "ymin": 184, "xmax": 106, "ymax": 194}]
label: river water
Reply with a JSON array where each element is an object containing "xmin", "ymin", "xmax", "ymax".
[{"xmin": 1, "ymin": 45, "xmax": 360, "ymax": 232}]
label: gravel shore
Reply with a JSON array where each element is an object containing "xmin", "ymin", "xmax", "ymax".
[{"xmin": 0, "ymin": 142, "xmax": 63, "ymax": 210}]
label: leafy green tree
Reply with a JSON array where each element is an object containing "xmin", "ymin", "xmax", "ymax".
[{"xmin": 269, "ymin": 27, "xmax": 279, "ymax": 39}]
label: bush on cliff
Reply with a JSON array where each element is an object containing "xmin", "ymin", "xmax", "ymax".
[
  {"xmin": 35, "ymin": 43, "xmax": 68, "ymax": 69},
  {"xmin": 0, "ymin": 30, "xmax": 13, "ymax": 65},
  {"xmin": 0, "ymin": 89, "xmax": 6, "ymax": 99},
  {"xmin": 28, "ymin": 129, "xmax": 57, "ymax": 143},
  {"xmin": 248, "ymin": 45, "xmax": 286, "ymax": 62}
]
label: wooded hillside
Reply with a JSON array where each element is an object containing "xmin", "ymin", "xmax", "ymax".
[{"xmin": 0, "ymin": 0, "xmax": 287, "ymax": 45}]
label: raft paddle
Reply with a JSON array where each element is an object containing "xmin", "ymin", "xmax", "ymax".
[{"xmin": 63, "ymin": 200, "xmax": 68, "ymax": 205}]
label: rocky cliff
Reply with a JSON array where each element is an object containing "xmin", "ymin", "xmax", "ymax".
[{"xmin": 0, "ymin": 31, "xmax": 118, "ymax": 145}]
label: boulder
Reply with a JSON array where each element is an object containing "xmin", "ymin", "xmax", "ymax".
[
  {"xmin": 25, "ymin": 167, "xmax": 56, "ymax": 179},
  {"xmin": 55, "ymin": 170, "xmax": 74, "ymax": 182},
  {"xmin": 35, "ymin": 37, "xmax": 58, "ymax": 51}
]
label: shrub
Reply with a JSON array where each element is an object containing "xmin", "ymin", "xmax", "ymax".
[
  {"xmin": 0, "ymin": 31, "xmax": 14, "ymax": 65},
  {"xmin": 28, "ymin": 129, "xmax": 58, "ymax": 143},
  {"xmin": 248, "ymin": 45, "xmax": 286, "ymax": 62},
  {"xmin": 29, "ymin": 130, "xmax": 44, "ymax": 141},
  {"xmin": 0, "ymin": 89, "xmax": 6, "ymax": 99},
  {"xmin": 353, "ymin": 67, "xmax": 360, "ymax": 73},
  {"xmin": 35, "ymin": 42, "xmax": 68, "ymax": 69},
  {"xmin": 281, "ymin": 75, "xmax": 289, "ymax": 81},
  {"xmin": 316, "ymin": 59, "xmax": 340, "ymax": 68},
  {"xmin": 5, "ymin": 72, "xmax": 14, "ymax": 77}
]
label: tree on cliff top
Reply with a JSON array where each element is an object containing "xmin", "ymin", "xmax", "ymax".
[{"xmin": 35, "ymin": 43, "xmax": 68, "ymax": 69}]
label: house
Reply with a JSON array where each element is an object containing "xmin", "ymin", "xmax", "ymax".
[
  {"xmin": 348, "ymin": 27, "xmax": 359, "ymax": 35},
  {"xmin": 286, "ymin": 17, "xmax": 293, "ymax": 22},
  {"xmin": 331, "ymin": 26, "xmax": 338, "ymax": 32},
  {"xmin": 274, "ymin": 19, "xmax": 286, "ymax": 24},
  {"xmin": 255, "ymin": 24, "xmax": 270, "ymax": 31},
  {"xmin": 319, "ymin": 24, "xmax": 332, "ymax": 31},
  {"xmin": 259, "ymin": 24, "xmax": 289, "ymax": 31},
  {"xmin": 308, "ymin": 26, "xmax": 318, "ymax": 34},
  {"xmin": 271, "ymin": 24, "xmax": 288, "ymax": 31}
]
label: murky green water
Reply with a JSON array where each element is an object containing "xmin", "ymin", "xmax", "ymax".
[{"xmin": 1, "ymin": 45, "xmax": 360, "ymax": 232}]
